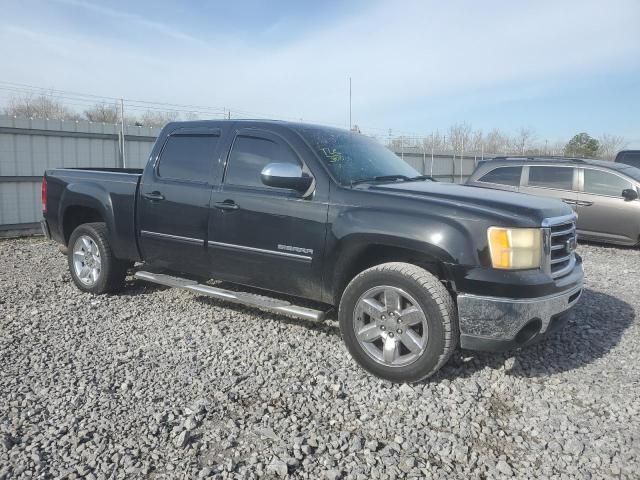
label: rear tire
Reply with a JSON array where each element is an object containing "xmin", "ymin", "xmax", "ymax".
[
  {"xmin": 67, "ymin": 222, "xmax": 127, "ymax": 294},
  {"xmin": 339, "ymin": 262, "xmax": 458, "ymax": 383}
]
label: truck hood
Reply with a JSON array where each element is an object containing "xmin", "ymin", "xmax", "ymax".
[{"xmin": 367, "ymin": 180, "xmax": 572, "ymax": 225}]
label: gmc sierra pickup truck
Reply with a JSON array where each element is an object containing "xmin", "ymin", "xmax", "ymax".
[{"xmin": 41, "ymin": 120, "xmax": 583, "ymax": 382}]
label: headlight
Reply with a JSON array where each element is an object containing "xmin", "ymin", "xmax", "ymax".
[{"xmin": 487, "ymin": 227, "xmax": 542, "ymax": 270}]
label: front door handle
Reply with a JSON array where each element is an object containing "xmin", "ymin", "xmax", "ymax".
[
  {"xmin": 215, "ymin": 200, "xmax": 239, "ymax": 211},
  {"xmin": 562, "ymin": 198, "xmax": 577, "ymax": 205},
  {"xmin": 142, "ymin": 191, "xmax": 165, "ymax": 202}
]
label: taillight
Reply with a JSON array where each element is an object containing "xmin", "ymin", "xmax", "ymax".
[{"xmin": 41, "ymin": 177, "xmax": 47, "ymax": 215}]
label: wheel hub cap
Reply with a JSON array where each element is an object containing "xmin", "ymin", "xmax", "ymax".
[
  {"xmin": 353, "ymin": 286, "xmax": 429, "ymax": 368},
  {"xmin": 72, "ymin": 235, "xmax": 101, "ymax": 286}
]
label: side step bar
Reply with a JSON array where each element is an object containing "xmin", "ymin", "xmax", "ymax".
[{"xmin": 134, "ymin": 271, "xmax": 326, "ymax": 322}]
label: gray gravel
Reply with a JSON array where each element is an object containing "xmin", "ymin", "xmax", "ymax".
[{"xmin": 1, "ymin": 238, "xmax": 639, "ymax": 479}]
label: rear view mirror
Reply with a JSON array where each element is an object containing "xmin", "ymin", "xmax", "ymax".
[
  {"xmin": 261, "ymin": 163, "xmax": 313, "ymax": 193},
  {"xmin": 622, "ymin": 188, "xmax": 638, "ymax": 201}
]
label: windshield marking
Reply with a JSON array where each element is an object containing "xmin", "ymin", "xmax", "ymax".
[{"xmin": 319, "ymin": 147, "xmax": 343, "ymax": 163}]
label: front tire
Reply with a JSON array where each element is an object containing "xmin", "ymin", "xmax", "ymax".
[
  {"xmin": 67, "ymin": 222, "xmax": 127, "ymax": 294},
  {"xmin": 339, "ymin": 262, "xmax": 458, "ymax": 383}
]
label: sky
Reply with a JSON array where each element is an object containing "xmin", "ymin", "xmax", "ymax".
[{"xmin": 1, "ymin": 0, "xmax": 639, "ymax": 146}]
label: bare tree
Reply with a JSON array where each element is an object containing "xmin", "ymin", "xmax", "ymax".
[
  {"xmin": 598, "ymin": 134, "xmax": 628, "ymax": 160},
  {"xmin": 446, "ymin": 123, "xmax": 472, "ymax": 153},
  {"xmin": 4, "ymin": 94, "xmax": 80, "ymax": 120},
  {"xmin": 138, "ymin": 110, "xmax": 180, "ymax": 127},
  {"xmin": 483, "ymin": 129, "xmax": 510, "ymax": 155},
  {"xmin": 420, "ymin": 131, "xmax": 446, "ymax": 153},
  {"xmin": 388, "ymin": 135, "xmax": 420, "ymax": 151},
  {"xmin": 384, "ymin": 124, "xmax": 631, "ymax": 161},
  {"xmin": 84, "ymin": 103, "xmax": 120, "ymax": 123},
  {"xmin": 548, "ymin": 139, "xmax": 567, "ymax": 156},
  {"xmin": 469, "ymin": 129, "xmax": 484, "ymax": 154},
  {"xmin": 514, "ymin": 127, "xmax": 536, "ymax": 154}
]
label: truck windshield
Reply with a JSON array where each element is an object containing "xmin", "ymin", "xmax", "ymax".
[{"xmin": 296, "ymin": 126, "xmax": 419, "ymax": 185}]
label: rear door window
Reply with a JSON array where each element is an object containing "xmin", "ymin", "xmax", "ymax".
[
  {"xmin": 478, "ymin": 166, "xmax": 522, "ymax": 186},
  {"xmin": 157, "ymin": 134, "xmax": 220, "ymax": 182},
  {"xmin": 527, "ymin": 166, "xmax": 574, "ymax": 190},
  {"xmin": 583, "ymin": 169, "xmax": 633, "ymax": 197}
]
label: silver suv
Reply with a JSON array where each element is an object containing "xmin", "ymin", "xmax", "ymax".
[{"xmin": 467, "ymin": 157, "xmax": 640, "ymax": 246}]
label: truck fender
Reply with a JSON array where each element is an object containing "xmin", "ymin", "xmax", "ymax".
[
  {"xmin": 59, "ymin": 182, "xmax": 115, "ymax": 237},
  {"xmin": 323, "ymin": 209, "xmax": 479, "ymax": 304}
]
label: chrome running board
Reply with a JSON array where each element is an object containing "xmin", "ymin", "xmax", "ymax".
[{"xmin": 134, "ymin": 271, "xmax": 326, "ymax": 322}]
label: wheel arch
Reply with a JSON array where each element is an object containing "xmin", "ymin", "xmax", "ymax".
[
  {"xmin": 327, "ymin": 235, "xmax": 455, "ymax": 306},
  {"xmin": 62, "ymin": 205, "xmax": 105, "ymax": 245},
  {"xmin": 60, "ymin": 182, "xmax": 114, "ymax": 244},
  {"xmin": 58, "ymin": 182, "xmax": 139, "ymax": 261}
]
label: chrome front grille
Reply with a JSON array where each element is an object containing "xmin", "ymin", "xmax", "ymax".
[{"xmin": 543, "ymin": 215, "xmax": 577, "ymax": 279}]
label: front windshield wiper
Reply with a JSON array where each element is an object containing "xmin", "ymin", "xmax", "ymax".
[
  {"xmin": 406, "ymin": 175, "xmax": 437, "ymax": 182},
  {"xmin": 350, "ymin": 175, "xmax": 411, "ymax": 187},
  {"xmin": 349, "ymin": 174, "xmax": 438, "ymax": 187}
]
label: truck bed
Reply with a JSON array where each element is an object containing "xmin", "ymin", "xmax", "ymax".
[{"xmin": 44, "ymin": 167, "xmax": 143, "ymax": 261}]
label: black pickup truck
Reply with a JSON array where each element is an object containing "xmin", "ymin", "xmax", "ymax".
[{"xmin": 41, "ymin": 120, "xmax": 583, "ymax": 382}]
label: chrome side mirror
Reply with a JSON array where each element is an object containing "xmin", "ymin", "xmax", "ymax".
[{"xmin": 261, "ymin": 163, "xmax": 313, "ymax": 193}]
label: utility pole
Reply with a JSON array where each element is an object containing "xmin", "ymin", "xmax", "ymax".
[
  {"xmin": 120, "ymin": 98, "xmax": 126, "ymax": 168},
  {"xmin": 431, "ymin": 143, "xmax": 434, "ymax": 177},
  {"xmin": 460, "ymin": 139, "xmax": 464, "ymax": 183},
  {"xmin": 422, "ymin": 149, "xmax": 426, "ymax": 175},
  {"xmin": 447, "ymin": 135, "xmax": 454, "ymax": 182},
  {"xmin": 349, "ymin": 77, "xmax": 352, "ymax": 131}
]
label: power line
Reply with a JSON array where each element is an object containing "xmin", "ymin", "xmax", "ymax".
[
  {"xmin": 0, "ymin": 80, "xmax": 228, "ymax": 114},
  {"xmin": 0, "ymin": 80, "xmax": 338, "ymax": 122},
  {"xmin": 0, "ymin": 93, "xmax": 228, "ymax": 119},
  {"xmin": 0, "ymin": 79, "xmax": 459, "ymax": 140}
]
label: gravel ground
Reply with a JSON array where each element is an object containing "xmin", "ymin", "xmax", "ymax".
[{"xmin": 1, "ymin": 238, "xmax": 639, "ymax": 479}]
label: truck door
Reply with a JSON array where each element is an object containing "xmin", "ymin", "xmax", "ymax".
[
  {"xmin": 138, "ymin": 128, "xmax": 223, "ymax": 276},
  {"xmin": 207, "ymin": 128, "xmax": 328, "ymax": 300}
]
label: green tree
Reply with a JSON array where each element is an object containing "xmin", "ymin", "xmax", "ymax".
[{"xmin": 565, "ymin": 133, "xmax": 600, "ymax": 158}]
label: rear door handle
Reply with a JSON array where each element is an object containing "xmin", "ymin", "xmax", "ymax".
[
  {"xmin": 577, "ymin": 200, "xmax": 593, "ymax": 206},
  {"xmin": 215, "ymin": 200, "xmax": 239, "ymax": 211},
  {"xmin": 142, "ymin": 191, "xmax": 165, "ymax": 202}
]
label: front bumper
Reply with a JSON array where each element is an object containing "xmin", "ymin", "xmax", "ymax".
[{"xmin": 457, "ymin": 264, "xmax": 583, "ymax": 352}]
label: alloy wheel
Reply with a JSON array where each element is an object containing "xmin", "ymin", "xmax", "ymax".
[
  {"xmin": 353, "ymin": 285, "xmax": 429, "ymax": 367},
  {"xmin": 72, "ymin": 235, "xmax": 102, "ymax": 286}
]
